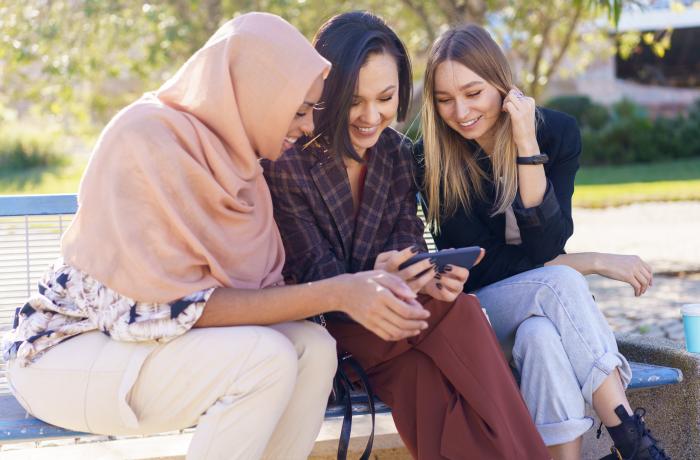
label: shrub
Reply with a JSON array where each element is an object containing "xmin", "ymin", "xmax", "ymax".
[
  {"xmin": 548, "ymin": 95, "xmax": 700, "ymax": 165},
  {"xmin": 676, "ymin": 100, "xmax": 700, "ymax": 159},
  {"xmin": 545, "ymin": 95, "xmax": 610, "ymax": 130},
  {"xmin": 0, "ymin": 128, "xmax": 67, "ymax": 171}
]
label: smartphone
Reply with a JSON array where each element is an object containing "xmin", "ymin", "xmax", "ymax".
[{"xmin": 398, "ymin": 246, "xmax": 482, "ymax": 271}]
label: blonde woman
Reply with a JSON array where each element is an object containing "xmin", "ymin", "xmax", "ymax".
[{"xmin": 416, "ymin": 24, "xmax": 667, "ymax": 460}]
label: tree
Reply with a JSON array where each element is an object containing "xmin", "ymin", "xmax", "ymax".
[{"xmin": 0, "ymin": 0, "xmax": 627, "ymax": 136}]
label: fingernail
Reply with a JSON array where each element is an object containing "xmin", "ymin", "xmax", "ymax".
[
  {"xmin": 436, "ymin": 282, "xmax": 443, "ymax": 290},
  {"xmin": 444, "ymin": 265, "xmax": 453, "ymax": 272},
  {"xmin": 434, "ymin": 273, "xmax": 442, "ymax": 280}
]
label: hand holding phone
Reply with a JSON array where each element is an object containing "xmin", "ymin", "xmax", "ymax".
[{"xmin": 398, "ymin": 246, "xmax": 483, "ymax": 271}]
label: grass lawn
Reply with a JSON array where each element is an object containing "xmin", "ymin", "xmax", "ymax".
[
  {"xmin": 573, "ymin": 158, "xmax": 700, "ymax": 208},
  {"xmin": 1, "ymin": 156, "xmax": 699, "ymax": 209}
]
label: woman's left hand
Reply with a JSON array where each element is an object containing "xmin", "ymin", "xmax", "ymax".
[
  {"xmin": 502, "ymin": 88, "xmax": 539, "ymax": 156},
  {"xmin": 421, "ymin": 265, "xmax": 470, "ymax": 302},
  {"xmin": 594, "ymin": 253, "xmax": 654, "ymax": 297}
]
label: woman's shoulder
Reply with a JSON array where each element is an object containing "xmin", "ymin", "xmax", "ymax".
[
  {"xmin": 536, "ymin": 107, "xmax": 581, "ymax": 156},
  {"xmin": 536, "ymin": 107, "xmax": 579, "ymax": 141},
  {"xmin": 263, "ymin": 139, "xmax": 321, "ymax": 178},
  {"xmin": 105, "ymin": 99, "xmax": 180, "ymax": 139},
  {"xmin": 377, "ymin": 127, "xmax": 413, "ymax": 153}
]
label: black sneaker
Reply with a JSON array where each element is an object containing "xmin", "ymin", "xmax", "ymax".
[{"xmin": 600, "ymin": 405, "xmax": 670, "ymax": 460}]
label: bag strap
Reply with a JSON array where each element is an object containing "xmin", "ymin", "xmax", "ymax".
[
  {"xmin": 336, "ymin": 362, "xmax": 354, "ymax": 460},
  {"xmin": 336, "ymin": 353, "xmax": 376, "ymax": 460}
]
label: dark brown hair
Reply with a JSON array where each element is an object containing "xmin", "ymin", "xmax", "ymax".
[{"xmin": 312, "ymin": 11, "xmax": 412, "ymax": 162}]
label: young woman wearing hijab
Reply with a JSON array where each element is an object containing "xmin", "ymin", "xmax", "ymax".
[
  {"xmin": 416, "ymin": 24, "xmax": 668, "ymax": 460},
  {"xmin": 264, "ymin": 11, "xmax": 549, "ymax": 460},
  {"xmin": 3, "ymin": 13, "xmax": 432, "ymax": 460}
]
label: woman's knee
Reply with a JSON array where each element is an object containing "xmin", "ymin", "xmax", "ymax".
[
  {"xmin": 272, "ymin": 321, "xmax": 338, "ymax": 380},
  {"xmin": 450, "ymin": 292, "xmax": 486, "ymax": 318},
  {"xmin": 537, "ymin": 265, "xmax": 589, "ymax": 293},
  {"xmin": 513, "ymin": 316, "xmax": 561, "ymax": 357},
  {"xmin": 199, "ymin": 326, "xmax": 299, "ymax": 381},
  {"xmin": 299, "ymin": 323, "xmax": 338, "ymax": 380}
]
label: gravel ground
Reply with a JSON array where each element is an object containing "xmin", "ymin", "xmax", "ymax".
[{"xmin": 566, "ymin": 202, "xmax": 700, "ymax": 343}]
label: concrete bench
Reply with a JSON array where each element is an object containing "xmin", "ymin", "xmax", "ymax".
[{"xmin": 0, "ymin": 194, "xmax": 684, "ymax": 453}]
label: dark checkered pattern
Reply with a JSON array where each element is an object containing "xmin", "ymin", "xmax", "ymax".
[{"xmin": 262, "ymin": 128, "xmax": 427, "ymax": 284}]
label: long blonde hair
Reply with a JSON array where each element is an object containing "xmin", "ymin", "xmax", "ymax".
[{"xmin": 421, "ymin": 25, "xmax": 528, "ymax": 231}]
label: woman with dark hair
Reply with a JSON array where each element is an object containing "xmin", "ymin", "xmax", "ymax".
[
  {"xmin": 3, "ymin": 13, "xmax": 433, "ymax": 460},
  {"xmin": 263, "ymin": 11, "xmax": 549, "ymax": 459},
  {"xmin": 417, "ymin": 24, "xmax": 667, "ymax": 460}
]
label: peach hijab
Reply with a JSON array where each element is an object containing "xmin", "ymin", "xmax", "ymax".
[{"xmin": 62, "ymin": 13, "xmax": 330, "ymax": 303}]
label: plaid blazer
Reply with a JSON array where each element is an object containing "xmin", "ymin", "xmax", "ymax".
[{"xmin": 262, "ymin": 128, "xmax": 427, "ymax": 284}]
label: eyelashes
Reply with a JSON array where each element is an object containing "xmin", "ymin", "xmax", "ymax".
[
  {"xmin": 436, "ymin": 90, "xmax": 483, "ymax": 104},
  {"xmin": 351, "ymin": 94, "xmax": 395, "ymax": 106}
]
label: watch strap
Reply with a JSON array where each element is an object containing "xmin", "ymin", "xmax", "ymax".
[{"xmin": 517, "ymin": 153, "xmax": 549, "ymax": 165}]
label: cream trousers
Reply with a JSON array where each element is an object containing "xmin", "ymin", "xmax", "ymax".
[{"xmin": 8, "ymin": 321, "xmax": 337, "ymax": 460}]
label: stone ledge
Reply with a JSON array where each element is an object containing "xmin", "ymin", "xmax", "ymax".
[
  {"xmin": 310, "ymin": 433, "xmax": 409, "ymax": 460},
  {"xmin": 583, "ymin": 333, "xmax": 700, "ymax": 460}
]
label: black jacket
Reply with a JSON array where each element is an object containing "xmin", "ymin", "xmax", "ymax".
[{"xmin": 414, "ymin": 108, "xmax": 581, "ymax": 292}]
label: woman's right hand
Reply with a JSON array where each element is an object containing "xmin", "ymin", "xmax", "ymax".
[{"xmin": 337, "ymin": 270, "xmax": 430, "ymax": 341}]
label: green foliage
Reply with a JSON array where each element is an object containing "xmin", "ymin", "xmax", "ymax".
[
  {"xmin": 0, "ymin": 128, "xmax": 67, "ymax": 171},
  {"xmin": 491, "ymin": 0, "xmax": 617, "ymax": 99},
  {"xmin": 545, "ymin": 95, "xmax": 610, "ymax": 129},
  {"xmin": 677, "ymin": 100, "xmax": 700, "ymax": 159},
  {"xmin": 0, "ymin": 0, "xmax": 628, "ymax": 138},
  {"xmin": 547, "ymin": 95, "xmax": 700, "ymax": 165}
]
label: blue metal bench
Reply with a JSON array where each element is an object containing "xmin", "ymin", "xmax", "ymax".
[
  {"xmin": 0, "ymin": 194, "xmax": 683, "ymax": 446},
  {"xmin": 0, "ymin": 363, "xmax": 683, "ymax": 443}
]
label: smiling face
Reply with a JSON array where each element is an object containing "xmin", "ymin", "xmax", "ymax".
[
  {"xmin": 280, "ymin": 73, "xmax": 325, "ymax": 155},
  {"xmin": 433, "ymin": 59, "xmax": 503, "ymax": 150},
  {"xmin": 347, "ymin": 52, "xmax": 400, "ymax": 158}
]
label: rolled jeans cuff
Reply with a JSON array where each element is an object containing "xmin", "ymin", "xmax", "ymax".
[
  {"xmin": 537, "ymin": 416, "xmax": 594, "ymax": 446},
  {"xmin": 582, "ymin": 351, "xmax": 632, "ymax": 406}
]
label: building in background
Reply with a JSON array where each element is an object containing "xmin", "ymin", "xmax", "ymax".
[{"xmin": 547, "ymin": 1, "xmax": 700, "ymax": 117}]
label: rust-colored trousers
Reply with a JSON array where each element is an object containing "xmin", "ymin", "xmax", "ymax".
[{"xmin": 327, "ymin": 293, "xmax": 549, "ymax": 460}]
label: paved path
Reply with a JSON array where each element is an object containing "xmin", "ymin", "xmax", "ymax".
[{"xmin": 566, "ymin": 202, "xmax": 700, "ymax": 343}]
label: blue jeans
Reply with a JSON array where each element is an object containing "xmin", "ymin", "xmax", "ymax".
[{"xmin": 475, "ymin": 265, "xmax": 632, "ymax": 446}]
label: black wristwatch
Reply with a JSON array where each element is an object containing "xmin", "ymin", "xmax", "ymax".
[{"xmin": 517, "ymin": 153, "xmax": 549, "ymax": 165}]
